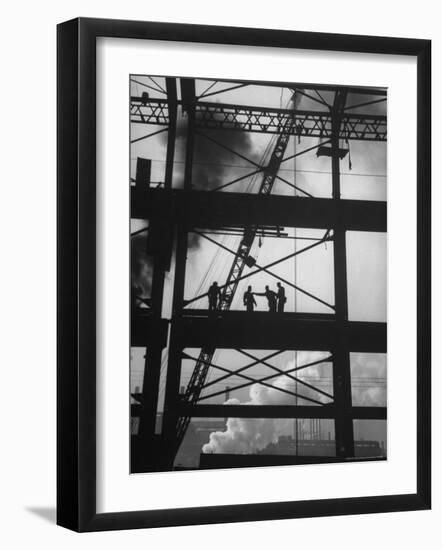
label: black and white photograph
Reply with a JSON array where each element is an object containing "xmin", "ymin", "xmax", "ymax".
[
  {"xmin": 129, "ymin": 76, "xmax": 387, "ymax": 474},
  {"xmin": 0, "ymin": 0, "xmax": 435, "ymax": 541}
]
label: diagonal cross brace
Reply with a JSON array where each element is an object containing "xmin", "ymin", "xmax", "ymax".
[
  {"xmin": 198, "ymin": 350, "xmax": 284, "ymax": 391},
  {"xmin": 196, "ymin": 130, "xmax": 313, "ymax": 197},
  {"xmin": 237, "ymin": 349, "xmax": 334, "ymax": 400},
  {"xmin": 200, "ymin": 350, "xmax": 332, "ymax": 394},
  {"xmin": 184, "ymin": 230, "xmax": 335, "ymax": 310},
  {"xmin": 211, "ymin": 140, "xmax": 332, "ymax": 193},
  {"xmin": 182, "ymin": 352, "xmax": 323, "ymax": 405},
  {"xmin": 195, "ymin": 354, "xmax": 334, "ymax": 403}
]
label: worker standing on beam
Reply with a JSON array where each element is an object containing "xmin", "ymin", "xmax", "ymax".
[
  {"xmin": 207, "ymin": 282, "xmax": 221, "ymax": 315},
  {"xmin": 255, "ymin": 285, "xmax": 277, "ymax": 313},
  {"xmin": 276, "ymin": 282, "xmax": 287, "ymax": 313},
  {"xmin": 243, "ymin": 285, "xmax": 257, "ymax": 313}
]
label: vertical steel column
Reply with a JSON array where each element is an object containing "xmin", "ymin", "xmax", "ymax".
[
  {"xmin": 164, "ymin": 78, "xmax": 177, "ymax": 190},
  {"xmin": 331, "ymin": 89, "xmax": 355, "ymax": 458},
  {"xmin": 138, "ymin": 332, "xmax": 165, "ymax": 441},
  {"xmin": 160, "ymin": 225, "xmax": 187, "ymax": 463},
  {"xmin": 161, "ymin": 78, "xmax": 195, "ymax": 461},
  {"xmin": 138, "ymin": 79, "xmax": 179, "ymax": 443},
  {"xmin": 181, "ymin": 78, "xmax": 196, "ymax": 191},
  {"xmin": 138, "ymin": 246, "xmax": 168, "ymax": 440}
]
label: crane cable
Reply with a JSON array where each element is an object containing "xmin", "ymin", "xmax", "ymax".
[
  {"xmin": 191, "ymin": 125, "xmax": 282, "ymax": 310},
  {"xmin": 158, "ymin": 95, "xmax": 292, "ymax": 403},
  {"xmin": 293, "ymin": 91, "xmax": 299, "ymax": 454},
  {"xmin": 158, "ymin": 112, "xmax": 283, "ymax": 398}
]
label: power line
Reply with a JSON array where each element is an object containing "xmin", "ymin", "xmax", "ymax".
[{"xmin": 130, "ymin": 157, "xmax": 386, "ymax": 178}]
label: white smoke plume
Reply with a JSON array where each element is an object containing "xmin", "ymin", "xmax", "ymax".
[
  {"xmin": 202, "ymin": 351, "xmax": 331, "ymax": 454},
  {"xmin": 202, "ymin": 351, "xmax": 386, "ymax": 454}
]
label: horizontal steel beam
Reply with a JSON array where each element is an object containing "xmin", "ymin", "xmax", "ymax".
[
  {"xmin": 131, "ymin": 188, "xmax": 387, "ymax": 233},
  {"xmin": 132, "ymin": 314, "xmax": 386, "ymax": 352},
  {"xmin": 183, "ymin": 310, "xmax": 336, "ymax": 321},
  {"xmin": 176, "ymin": 404, "xmax": 387, "ymax": 420},
  {"xmin": 130, "ymin": 98, "xmax": 386, "ymax": 141}
]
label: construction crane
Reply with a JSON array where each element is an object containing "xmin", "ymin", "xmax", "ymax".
[{"xmin": 173, "ymin": 93, "xmax": 299, "ymax": 455}]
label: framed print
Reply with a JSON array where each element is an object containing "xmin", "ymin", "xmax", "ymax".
[{"xmin": 57, "ymin": 18, "xmax": 431, "ymax": 531}]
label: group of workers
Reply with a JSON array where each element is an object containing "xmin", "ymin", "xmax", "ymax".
[{"xmin": 207, "ymin": 281, "xmax": 286, "ymax": 314}]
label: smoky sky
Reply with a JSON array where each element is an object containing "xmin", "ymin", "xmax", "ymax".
[
  {"xmin": 132, "ymin": 111, "xmax": 255, "ymax": 295},
  {"xmin": 202, "ymin": 350, "xmax": 386, "ymax": 455},
  {"xmin": 175, "ymin": 109, "xmax": 257, "ymax": 191},
  {"xmin": 131, "ymin": 233, "xmax": 153, "ymax": 298},
  {"xmin": 163, "ymin": 110, "xmax": 259, "ymax": 251}
]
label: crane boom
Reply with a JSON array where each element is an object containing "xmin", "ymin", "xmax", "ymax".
[{"xmin": 174, "ymin": 103, "xmax": 297, "ymax": 454}]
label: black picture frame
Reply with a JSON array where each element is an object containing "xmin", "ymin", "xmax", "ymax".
[{"xmin": 57, "ymin": 17, "xmax": 431, "ymax": 532}]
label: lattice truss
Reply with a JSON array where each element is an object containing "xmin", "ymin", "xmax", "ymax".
[
  {"xmin": 130, "ymin": 85, "xmax": 387, "ymax": 141},
  {"xmin": 129, "ymin": 76, "xmax": 387, "ymax": 464}
]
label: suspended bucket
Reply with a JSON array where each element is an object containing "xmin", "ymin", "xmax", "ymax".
[{"xmin": 316, "ymin": 145, "xmax": 349, "ymax": 159}]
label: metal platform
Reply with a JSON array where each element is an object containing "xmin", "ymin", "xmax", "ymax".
[{"xmin": 133, "ymin": 311, "xmax": 386, "ymax": 353}]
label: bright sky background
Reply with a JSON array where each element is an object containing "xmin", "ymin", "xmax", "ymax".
[{"xmin": 129, "ymin": 76, "xmax": 387, "ymax": 458}]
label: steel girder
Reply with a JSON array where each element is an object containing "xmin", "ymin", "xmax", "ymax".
[{"xmin": 130, "ymin": 97, "xmax": 387, "ymax": 141}]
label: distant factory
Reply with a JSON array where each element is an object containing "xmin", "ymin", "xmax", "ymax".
[
  {"xmin": 172, "ymin": 419, "xmax": 385, "ymax": 470},
  {"xmin": 259, "ymin": 435, "xmax": 385, "ymax": 458}
]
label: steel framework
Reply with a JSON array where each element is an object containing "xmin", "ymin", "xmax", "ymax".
[
  {"xmin": 173, "ymin": 106, "xmax": 297, "ymax": 451},
  {"xmin": 131, "ymin": 98, "xmax": 387, "ymax": 141},
  {"xmin": 130, "ymin": 77, "xmax": 387, "ymax": 473}
]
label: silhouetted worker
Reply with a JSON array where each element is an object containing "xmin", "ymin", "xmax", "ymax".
[
  {"xmin": 207, "ymin": 282, "xmax": 221, "ymax": 314},
  {"xmin": 276, "ymin": 282, "xmax": 286, "ymax": 313},
  {"xmin": 256, "ymin": 285, "xmax": 277, "ymax": 312},
  {"xmin": 243, "ymin": 285, "xmax": 257, "ymax": 313}
]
